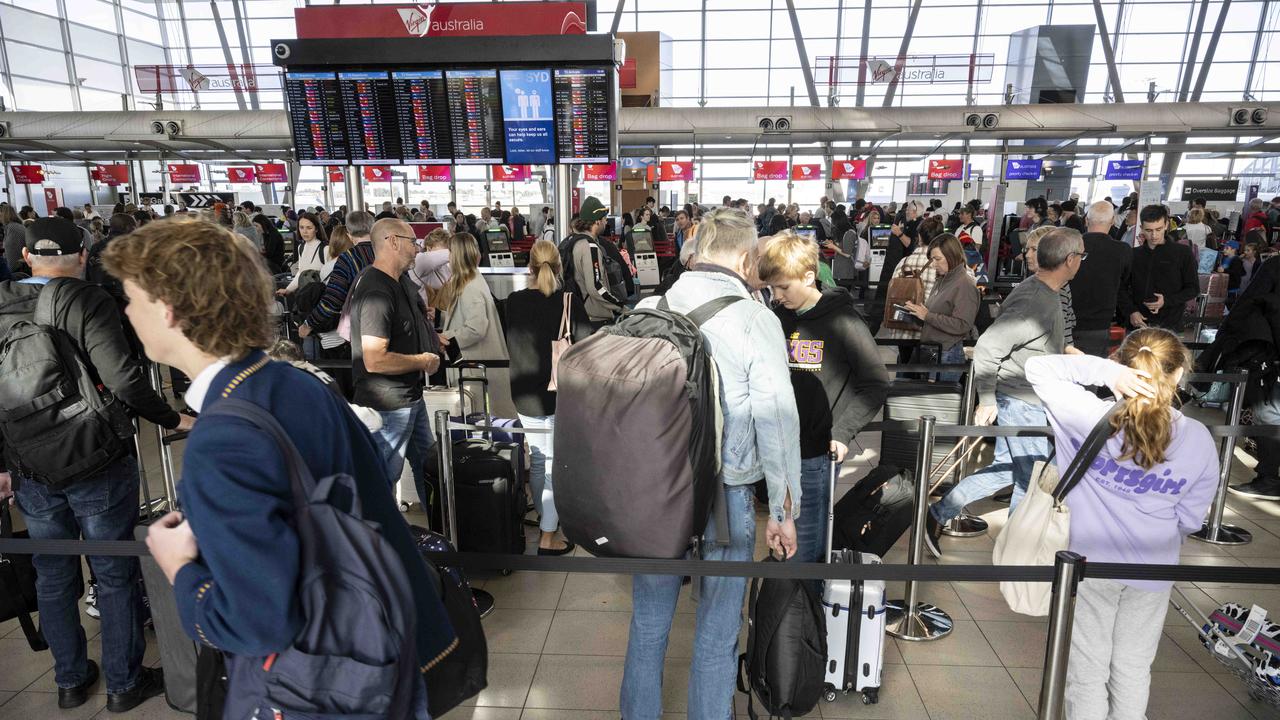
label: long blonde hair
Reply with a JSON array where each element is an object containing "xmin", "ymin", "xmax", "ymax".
[
  {"xmin": 437, "ymin": 232, "xmax": 480, "ymax": 311},
  {"xmin": 528, "ymin": 239, "xmax": 562, "ymax": 296},
  {"xmin": 1109, "ymin": 328, "xmax": 1194, "ymax": 469}
]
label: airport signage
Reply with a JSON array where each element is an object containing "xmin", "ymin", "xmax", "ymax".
[
  {"xmin": 294, "ymin": 2, "xmax": 587, "ymax": 39},
  {"xmin": 10, "ymin": 165, "xmax": 45, "ymax": 184},
  {"xmin": 255, "ymin": 163, "xmax": 288, "ymax": 183},
  {"xmin": 180, "ymin": 193, "xmax": 236, "ymax": 208},
  {"xmin": 363, "ymin": 166, "xmax": 393, "ymax": 182},
  {"xmin": 167, "ymin": 164, "xmax": 201, "ymax": 184},
  {"xmin": 327, "ymin": 167, "xmax": 346, "ymax": 183},
  {"xmin": 582, "ymin": 163, "xmax": 617, "ymax": 181},
  {"xmin": 1004, "ymin": 158, "xmax": 1043, "ymax": 181},
  {"xmin": 418, "ymin": 166, "xmax": 453, "ymax": 182},
  {"xmin": 1180, "ymin": 179, "xmax": 1239, "ymax": 201},
  {"xmin": 927, "ymin": 159, "xmax": 965, "ymax": 180},
  {"xmin": 659, "ymin": 161, "xmax": 694, "ymax": 182},
  {"xmin": 226, "ymin": 167, "xmax": 257, "ymax": 184},
  {"xmin": 791, "ymin": 164, "xmax": 822, "ymax": 181},
  {"xmin": 831, "ymin": 160, "xmax": 867, "ymax": 180},
  {"xmin": 753, "ymin": 161, "xmax": 788, "ymax": 180},
  {"xmin": 858, "ymin": 54, "xmax": 995, "ymax": 85},
  {"xmin": 95, "ymin": 164, "xmax": 130, "ymax": 186},
  {"xmin": 1105, "ymin": 160, "xmax": 1144, "ymax": 180},
  {"xmin": 491, "ymin": 165, "xmax": 531, "ymax": 182}
]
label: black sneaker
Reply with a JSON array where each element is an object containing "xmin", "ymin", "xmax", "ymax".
[
  {"xmin": 924, "ymin": 509, "xmax": 944, "ymax": 559},
  {"xmin": 1227, "ymin": 477, "xmax": 1280, "ymax": 501},
  {"xmin": 58, "ymin": 660, "xmax": 99, "ymax": 709},
  {"xmin": 106, "ymin": 666, "xmax": 165, "ymax": 713}
]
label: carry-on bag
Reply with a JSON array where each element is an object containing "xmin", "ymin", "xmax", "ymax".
[
  {"xmin": 0, "ymin": 504, "xmax": 47, "ymax": 651},
  {"xmin": 821, "ymin": 456, "xmax": 887, "ymax": 706},
  {"xmin": 412, "ymin": 526, "xmax": 488, "ymax": 717},
  {"xmin": 831, "ymin": 464, "xmax": 914, "ymax": 558},
  {"xmin": 993, "ymin": 402, "xmax": 1122, "ymax": 616},
  {"xmin": 737, "ymin": 554, "xmax": 828, "ymax": 719},
  {"xmin": 881, "ymin": 377, "xmax": 965, "ymax": 472}
]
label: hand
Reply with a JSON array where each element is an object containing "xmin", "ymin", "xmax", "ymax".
[
  {"xmin": 175, "ymin": 414, "xmax": 196, "ymax": 432},
  {"xmin": 297, "ymin": 323, "xmax": 312, "ymax": 338},
  {"xmin": 438, "ymin": 334, "xmax": 452, "ymax": 348},
  {"xmin": 1144, "ymin": 293, "xmax": 1164, "ymax": 313},
  {"xmin": 146, "ymin": 512, "xmax": 199, "ymax": 585},
  {"xmin": 974, "ymin": 404, "xmax": 998, "ymax": 426},
  {"xmin": 1109, "ymin": 366, "xmax": 1157, "ymax": 401},
  {"xmin": 903, "ymin": 300, "xmax": 928, "ymax": 320},
  {"xmin": 425, "ymin": 307, "xmax": 436, "ymax": 322},
  {"xmin": 1129, "ymin": 311, "xmax": 1148, "ymax": 329},
  {"xmin": 0, "ymin": 471, "xmax": 12, "ymax": 506},
  {"xmin": 1064, "ymin": 345, "xmax": 1084, "ymax": 356},
  {"xmin": 822, "ymin": 240, "xmax": 836, "ymax": 250},
  {"xmin": 422, "ymin": 353, "xmax": 441, "ymax": 374},
  {"xmin": 891, "ymin": 223, "xmax": 902, "ymax": 236},
  {"xmin": 830, "ymin": 440, "xmax": 848, "ymax": 463},
  {"xmin": 275, "ymin": 288, "xmax": 289, "ymax": 297},
  {"xmin": 765, "ymin": 517, "xmax": 797, "ymax": 559}
]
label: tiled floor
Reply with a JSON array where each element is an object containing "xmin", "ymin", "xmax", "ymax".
[{"xmin": 2, "ymin": 407, "xmax": 1278, "ymax": 719}]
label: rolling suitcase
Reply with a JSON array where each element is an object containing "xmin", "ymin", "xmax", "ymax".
[
  {"xmin": 821, "ymin": 457, "xmax": 887, "ymax": 706},
  {"xmin": 881, "ymin": 377, "xmax": 964, "ymax": 472},
  {"xmin": 831, "ymin": 464, "xmax": 914, "ymax": 558}
]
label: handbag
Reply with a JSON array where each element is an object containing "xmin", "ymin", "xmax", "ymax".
[
  {"xmin": 882, "ymin": 269, "xmax": 924, "ymax": 330},
  {"xmin": 992, "ymin": 402, "xmax": 1123, "ymax": 616},
  {"xmin": 547, "ymin": 292, "xmax": 573, "ymax": 392},
  {"xmin": 0, "ymin": 504, "xmax": 47, "ymax": 651}
]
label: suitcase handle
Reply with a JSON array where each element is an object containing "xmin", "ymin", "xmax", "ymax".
[{"xmin": 825, "ymin": 451, "xmax": 838, "ymax": 564}]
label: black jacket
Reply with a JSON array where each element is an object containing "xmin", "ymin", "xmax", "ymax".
[
  {"xmin": 0, "ymin": 278, "xmax": 180, "ymax": 471},
  {"xmin": 503, "ymin": 288, "xmax": 591, "ymax": 417},
  {"xmin": 774, "ymin": 288, "xmax": 891, "ymax": 458},
  {"xmin": 1068, "ymin": 232, "xmax": 1135, "ymax": 331},
  {"xmin": 1129, "ymin": 240, "xmax": 1198, "ymax": 329}
]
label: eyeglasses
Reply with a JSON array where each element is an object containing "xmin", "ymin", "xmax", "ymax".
[
  {"xmin": 392, "ymin": 233, "xmax": 424, "ymax": 249},
  {"xmin": 1069, "ymin": 251, "xmax": 1089, "ymax": 261}
]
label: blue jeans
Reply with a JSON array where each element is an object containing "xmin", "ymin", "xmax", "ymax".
[
  {"xmin": 374, "ymin": 399, "xmax": 435, "ymax": 508},
  {"xmin": 517, "ymin": 413, "xmax": 558, "ymax": 533},
  {"xmin": 14, "ymin": 456, "xmax": 145, "ymax": 693},
  {"xmin": 931, "ymin": 393, "xmax": 1050, "ymax": 524},
  {"xmin": 938, "ymin": 342, "xmax": 966, "ymax": 383},
  {"xmin": 621, "ymin": 485, "xmax": 755, "ymax": 720},
  {"xmin": 795, "ymin": 456, "xmax": 831, "ymax": 564}
]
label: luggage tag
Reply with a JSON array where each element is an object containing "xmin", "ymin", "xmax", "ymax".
[{"xmin": 1236, "ymin": 604, "xmax": 1269, "ymax": 646}]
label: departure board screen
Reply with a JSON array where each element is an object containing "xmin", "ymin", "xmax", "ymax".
[
  {"xmin": 554, "ymin": 68, "xmax": 611, "ymax": 164},
  {"xmin": 285, "ymin": 72, "xmax": 349, "ymax": 165},
  {"xmin": 498, "ymin": 69, "xmax": 556, "ymax": 165},
  {"xmin": 337, "ymin": 71, "xmax": 398, "ymax": 165},
  {"xmin": 445, "ymin": 70, "xmax": 505, "ymax": 165},
  {"xmin": 391, "ymin": 71, "xmax": 452, "ymax": 164}
]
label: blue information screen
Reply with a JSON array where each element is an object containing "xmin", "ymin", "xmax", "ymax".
[
  {"xmin": 1004, "ymin": 158, "xmax": 1042, "ymax": 180},
  {"xmin": 1106, "ymin": 160, "xmax": 1144, "ymax": 180},
  {"xmin": 498, "ymin": 69, "xmax": 556, "ymax": 164}
]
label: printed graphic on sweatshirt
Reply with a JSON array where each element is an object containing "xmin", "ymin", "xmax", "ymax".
[
  {"xmin": 1073, "ymin": 438, "xmax": 1189, "ymax": 496},
  {"xmin": 788, "ymin": 333, "xmax": 824, "ymax": 371}
]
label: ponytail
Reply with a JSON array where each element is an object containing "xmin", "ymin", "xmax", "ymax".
[
  {"xmin": 1109, "ymin": 328, "xmax": 1194, "ymax": 469},
  {"xmin": 528, "ymin": 239, "xmax": 562, "ymax": 297}
]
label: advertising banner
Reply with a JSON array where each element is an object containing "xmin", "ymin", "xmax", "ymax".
[
  {"xmin": 1105, "ymin": 160, "xmax": 1144, "ymax": 181},
  {"xmin": 491, "ymin": 164, "xmax": 532, "ymax": 182},
  {"xmin": 830, "ymin": 160, "xmax": 867, "ymax": 180},
  {"xmin": 294, "ymin": 2, "xmax": 587, "ymax": 39},
  {"xmin": 791, "ymin": 164, "xmax": 822, "ymax": 181},
  {"xmin": 96, "ymin": 165, "xmax": 130, "ymax": 186},
  {"xmin": 752, "ymin": 161, "xmax": 788, "ymax": 180},
  {"xmin": 418, "ymin": 165, "xmax": 453, "ymax": 182},
  {"xmin": 226, "ymin": 167, "xmax": 257, "ymax": 184},
  {"xmin": 254, "ymin": 163, "xmax": 288, "ymax": 183},
  {"xmin": 582, "ymin": 163, "xmax": 617, "ymax": 181},
  {"xmin": 927, "ymin": 159, "xmax": 964, "ymax": 180},
  {"xmin": 1004, "ymin": 158, "xmax": 1043, "ymax": 181},
  {"xmin": 363, "ymin": 166, "xmax": 393, "ymax": 182},
  {"xmin": 659, "ymin": 161, "xmax": 693, "ymax": 182},
  {"xmin": 328, "ymin": 167, "xmax": 346, "ymax": 183},
  {"xmin": 167, "ymin": 164, "xmax": 201, "ymax": 184},
  {"xmin": 10, "ymin": 165, "xmax": 45, "ymax": 184}
]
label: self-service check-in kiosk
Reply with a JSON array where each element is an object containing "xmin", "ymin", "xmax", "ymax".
[
  {"xmin": 631, "ymin": 227, "xmax": 660, "ymax": 287},
  {"xmin": 868, "ymin": 224, "xmax": 892, "ymax": 280},
  {"xmin": 486, "ymin": 227, "xmax": 515, "ymax": 268}
]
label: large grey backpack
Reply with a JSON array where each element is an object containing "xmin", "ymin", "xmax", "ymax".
[{"xmin": 553, "ymin": 296, "xmax": 742, "ymax": 559}]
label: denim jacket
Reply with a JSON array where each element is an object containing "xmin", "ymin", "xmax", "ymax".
[{"xmin": 643, "ymin": 268, "xmax": 803, "ymax": 521}]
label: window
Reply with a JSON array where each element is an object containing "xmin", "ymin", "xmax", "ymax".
[
  {"xmin": 74, "ymin": 55, "xmax": 126, "ymax": 93},
  {"xmin": 7, "ymin": 41, "xmax": 70, "ymax": 83},
  {"xmin": 69, "ymin": 22, "xmax": 121, "ymax": 62},
  {"xmin": 0, "ymin": 5, "xmax": 65, "ymax": 49},
  {"xmin": 12, "ymin": 77, "xmax": 76, "ymax": 111}
]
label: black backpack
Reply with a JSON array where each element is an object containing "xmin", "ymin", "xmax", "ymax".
[
  {"xmin": 0, "ymin": 278, "xmax": 134, "ymax": 489},
  {"xmin": 738, "ymin": 556, "xmax": 828, "ymax": 720},
  {"xmin": 832, "ymin": 464, "xmax": 915, "ymax": 558}
]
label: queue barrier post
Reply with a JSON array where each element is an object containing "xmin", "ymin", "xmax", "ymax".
[
  {"xmin": 943, "ymin": 360, "xmax": 988, "ymax": 538},
  {"xmin": 1038, "ymin": 550, "xmax": 1085, "ymax": 720},
  {"xmin": 147, "ymin": 363, "xmax": 180, "ymax": 507},
  {"xmin": 885, "ymin": 415, "xmax": 954, "ymax": 642},
  {"xmin": 1192, "ymin": 371, "xmax": 1252, "ymax": 546}
]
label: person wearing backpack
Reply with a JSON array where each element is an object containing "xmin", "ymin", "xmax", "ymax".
[
  {"xmin": 0, "ymin": 217, "xmax": 194, "ymax": 711},
  {"xmin": 277, "ymin": 211, "xmax": 328, "ymax": 296},
  {"xmin": 559, "ymin": 197, "xmax": 623, "ymax": 330},
  {"xmin": 104, "ymin": 218, "xmax": 457, "ymax": 719},
  {"xmin": 620, "ymin": 207, "xmax": 801, "ymax": 720}
]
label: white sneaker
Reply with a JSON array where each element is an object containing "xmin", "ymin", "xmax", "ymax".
[{"xmin": 84, "ymin": 583, "xmax": 100, "ymax": 620}]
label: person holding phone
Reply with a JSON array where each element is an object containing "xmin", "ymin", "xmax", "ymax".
[{"xmin": 1127, "ymin": 205, "xmax": 1198, "ymax": 331}]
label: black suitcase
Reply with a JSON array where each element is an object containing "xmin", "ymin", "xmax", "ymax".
[
  {"xmin": 881, "ymin": 378, "xmax": 964, "ymax": 472},
  {"xmin": 831, "ymin": 465, "xmax": 914, "ymax": 558}
]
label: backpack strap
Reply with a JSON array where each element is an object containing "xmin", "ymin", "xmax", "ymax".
[
  {"xmin": 685, "ymin": 295, "xmax": 746, "ymax": 327},
  {"xmin": 1051, "ymin": 401, "xmax": 1125, "ymax": 503},
  {"xmin": 32, "ymin": 277, "xmax": 69, "ymax": 328}
]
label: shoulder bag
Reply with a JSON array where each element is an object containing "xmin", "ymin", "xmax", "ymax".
[{"xmin": 547, "ymin": 292, "xmax": 573, "ymax": 391}]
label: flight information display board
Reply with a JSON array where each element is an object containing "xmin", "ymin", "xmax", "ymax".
[
  {"xmin": 337, "ymin": 71, "xmax": 398, "ymax": 165},
  {"xmin": 445, "ymin": 70, "xmax": 505, "ymax": 165},
  {"xmin": 284, "ymin": 72, "xmax": 349, "ymax": 165},
  {"xmin": 392, "ymin": 70, "xmax": 452, "ymax": 164},
  {"xmin": 498, "ymin": 69, "xmax": 555, "ymax": 165},
  {"xmin": 553, "ymin": 68, "xmax": 611, "ymax": 164}
]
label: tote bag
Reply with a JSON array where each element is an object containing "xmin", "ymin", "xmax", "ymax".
[
  {"xmin": 547, "ymin": 292, "xmax": 573, "ymax": 391},
  {"xmin": 992, "ymin": 403, "xmax": 1123, "ymax": 616}
]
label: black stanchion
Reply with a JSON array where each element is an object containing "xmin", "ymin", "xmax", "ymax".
[
  {"xmin": 1038, "ymin": 551, "xmax": 1085, "ymax": 720},
  {"xmin": 1192, "ymin": 372, "xmax": 1253, "ymax": 546},
  {"xmin": 943, "ymin": 359, "xmax": 988, "ymax": 538}
]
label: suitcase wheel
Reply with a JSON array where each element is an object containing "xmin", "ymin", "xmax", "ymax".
[
  {"xmin": 824, "ymin": 686, "xmax": 838, "ymax": 703},
  {"xmin": 399, "ymin": 501, "xmax": 411, "ymax": 513},
  {"xmin": 862, "ymin": 688, "xmax": 879, "ymax": 705}
]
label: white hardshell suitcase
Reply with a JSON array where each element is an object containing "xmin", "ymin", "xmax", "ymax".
[{"xmin": 820, "ymin": 455, "xmax": 887, "ymax": 705}]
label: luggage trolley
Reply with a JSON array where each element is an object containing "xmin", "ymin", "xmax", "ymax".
[{"xmin": 1169, "ymin": 587, "xmax": 1280, "ymax": 710}]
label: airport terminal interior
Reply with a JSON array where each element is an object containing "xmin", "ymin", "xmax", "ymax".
[{"xmin": 1, "ymin": 1, "xmax": 1280, "ymax": 719}]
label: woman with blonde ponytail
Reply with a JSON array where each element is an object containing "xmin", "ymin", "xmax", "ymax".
[
  {"xmin": 1026, "ymin": 328, "xmax": 1219, "ymax": 720},
  {"xmin": 503, "ymin": 240, "xmax": 589, "ymax": 555}
]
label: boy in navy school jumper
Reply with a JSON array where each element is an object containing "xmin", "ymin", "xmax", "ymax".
[{"xmin": 101, "ymin": 218, "xmax": 455, "ymax": 715}]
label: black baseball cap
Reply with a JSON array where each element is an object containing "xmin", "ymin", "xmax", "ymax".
[{"xmin": 26, "ymin": 217, "xmax": 84, "ymax": 256}]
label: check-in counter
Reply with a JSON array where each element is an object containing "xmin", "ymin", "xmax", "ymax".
[{"xmin": 481, "ymin": 266, "xmax": 530, "ymax": 301}]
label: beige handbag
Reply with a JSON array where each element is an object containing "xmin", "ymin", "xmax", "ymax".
[{"xmin": 547, "ymin": 292, "xmax": 573, "ymax": 391}]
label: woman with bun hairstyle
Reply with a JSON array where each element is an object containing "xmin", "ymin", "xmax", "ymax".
[{"xmin": 1025, "ymin": 328, "xmax": 1218, "ymax": 720}]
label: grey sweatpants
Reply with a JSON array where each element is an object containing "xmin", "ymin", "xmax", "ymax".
[{"xmin": 1065, "ymin": 578, "xmax": 1170, "ymax": 720}]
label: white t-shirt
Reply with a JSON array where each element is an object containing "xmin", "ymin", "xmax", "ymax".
[{"xmin": 956, "ymin": 222, "xmax": 984, "ymax": 249}]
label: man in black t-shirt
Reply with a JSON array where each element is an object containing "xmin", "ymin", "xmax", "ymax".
[{"xmin": 350, "ymin": 218, "xmax": 441, "ymax": 498}]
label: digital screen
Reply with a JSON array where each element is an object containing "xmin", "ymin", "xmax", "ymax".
[
  {"xmin": 392, "ymin": 71, "xmax": 452, "ymax": 164},
  {"xmin": 869, "ymin": 225, "xmax": 893, "ymax": 248},
  {"xmin": 337, "ymin": 71, "xmax": 398, "ymax": 165},
  {"xmin": 631, "ymin": 228, "xmax": 654, "ymax": 253},
  {"xmin": 795, "ymin": 225, "xmax": 818, "ymax": 245},
  {"xmin": 446, "ymin": 70, "xmax": 505, "ymax": 165},
  {"xmin": 285, "ymin": 72, "xmax": 349, "ymax": 165},
  {"xmin": 499, "ymin": 69, "xmax": 556, "ymax": 165},
  {"xmin": 553, "ymin": 68, "xmax": 611, "ymax": 164},
  {"xmin": 486, "ymin": 228, "xmax": 511, "ymax": 252}
]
